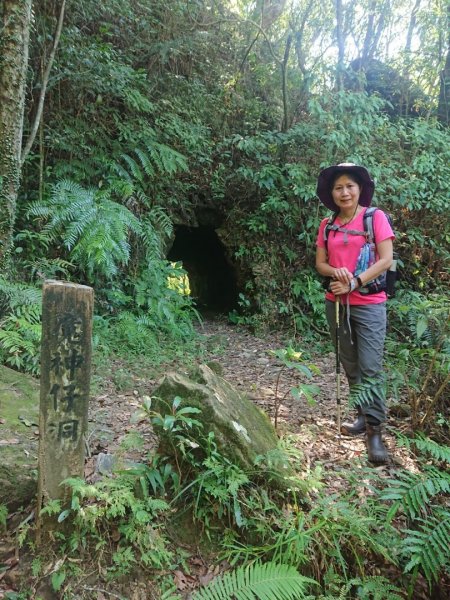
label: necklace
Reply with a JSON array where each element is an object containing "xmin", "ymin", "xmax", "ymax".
[{"xmin": 339, "ymin": 204, "xmax": 360, "ymax": 225}]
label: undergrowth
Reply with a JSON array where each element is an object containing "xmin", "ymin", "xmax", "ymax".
[{"xmin": 18, "ymin": 394, "xmax": 449, "ymax": 599}]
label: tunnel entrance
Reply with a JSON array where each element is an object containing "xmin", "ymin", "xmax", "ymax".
[{"xmin": 167, "ymin": 225, "xmax": 238, "ymax": 313}]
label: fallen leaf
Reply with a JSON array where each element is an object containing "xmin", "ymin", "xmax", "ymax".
[{"xmin": 198, "ymin": 571, "xmax": 215, "ymax": 587}]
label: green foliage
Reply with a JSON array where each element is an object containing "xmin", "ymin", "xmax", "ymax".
[
  {"xmin": 380, "ymin": 466, "xmax": 450, "ymax": 521},
  {"xmin": 131, "ymin": 260, "xmax": 200, "ymax": 338},
  {"xmin": 0, "ymin": 504, "xmax": 7, "ymax": 531},
  {"xmin": 92, "ymin": 260, "xmax": 201, "ymax": 367},
  {"xmin": 290, "ymin": 271, "xmax": 328, "ymax": 337},
  {"xmin": 14, "ymin": 229, "xmax": 74, "ymax": 281},
  {"xmin": 410, "ymin": 434, "xmax": 450, "ymax": 463},
  {"xmin": 401, "ymin": 512, "xmax": 450, "ymax": 587},
  {"xmin": 377, "ymin": 433, "xmax": 450, "ymax": 590},
  {"xmin": 305, "ymin": 494, "xmax": 398, "ymax": 580},
  {"xmin": 130, "ymin": 453, "xmax": 181, "ymax": 498},
  {"xmin": 191, "ymin": 561, "xmax": 316, "ymax": 600},
  {"xmin": 0, "ymin": 277, "xmax": 42, "ymax": 374},
  {"xmin": 395, "ymin": 431, "xmax": 450, "ymax": 464},
  {"xmin": 0, "ymin": 276, "xmax": 42, "ymax": 311},
  {"xmin": 139, "ymin": 395, "xmax": 203, "ymax": 454},
  {"xmin": 348, "ymin": 377, "xmax": 386, "ymax": 410},
  {"xmin": 27, "ymin": 179, "xmax": 142, "ymax": 279},
  {"xmin": 0, "ymin": 305, "xmax": 42, "ymax": 374},
  {"xmin": 137, "ymin": 399, "xmax": 315, "ymax": 536},
  {"xmin": 51, "ymin": 472, "xmax": 173, "ymax": 577},
  {"xmin": 386, "ymin": 290, "xmax": 449, "ymax": 429},
  {"xmin": 317, "ymin": 575, "xmax": 404, "ymax": 599}
]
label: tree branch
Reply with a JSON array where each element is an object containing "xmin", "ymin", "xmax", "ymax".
[
  {"xmin": 21, "ymin": 0, "xmax": 66, "ymax": 166},
  {"xmin": 281, "ymin": 34, "xmax": 292, "ymax": 132}
]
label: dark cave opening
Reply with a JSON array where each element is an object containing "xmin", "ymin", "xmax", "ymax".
[{"xmin": 167, "ymin": 225, "xmax": 239, "ymax": 313}]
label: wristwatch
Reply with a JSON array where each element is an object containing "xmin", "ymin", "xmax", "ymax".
[{"xmin": 349, "ymin": 278, "xmax": 357, "ymax": 292}]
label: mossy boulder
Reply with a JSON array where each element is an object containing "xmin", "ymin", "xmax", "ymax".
[
  {"xmin": 0, "ymin": 365, "xmax": 40, "ymax": 510},
  {"xmin": 152, "ymin": 364, "xmax": 291, "ymax": 482}
]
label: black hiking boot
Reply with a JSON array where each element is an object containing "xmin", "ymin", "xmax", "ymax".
[
  {"xmin": 366, "ymin": 424, "xmax": 389, "ymax": 464},
  {"xmin": 341, "ymin": 408, "xmax": 366, "ymax": 436}
]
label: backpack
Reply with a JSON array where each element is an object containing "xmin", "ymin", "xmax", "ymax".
[{"xmin": 323, "ymin": 207, "xmax": 397, "ymax": 297}]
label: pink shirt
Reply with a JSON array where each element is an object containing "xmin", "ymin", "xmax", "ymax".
[{"xmin": 316, "ymin": 207, "xmax": 395, "ymax": 305}]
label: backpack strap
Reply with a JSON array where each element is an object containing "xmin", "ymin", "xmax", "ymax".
[
  {"xmin": 323, "ymin": 212, "xmax": 338, "ymax": 252},
  {"xmin": 324, "ymin": 211, "xmax": 367, "ymax": 249},
  {"xmin": 363, "ymin": 207, "xmax": 379, "ymax": 244}
]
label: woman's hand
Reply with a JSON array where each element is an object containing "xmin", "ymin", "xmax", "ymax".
[
  {"xmin": 332, "ymin": 267, "xmax": 353, "ymax": 285},
  {"xmin": 330, "ymin": 278, "xmax": 353, "ymax": 296}
]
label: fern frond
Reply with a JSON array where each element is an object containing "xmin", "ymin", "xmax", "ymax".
[
  {"xmin": 148, "ymin": 142, "xmax": 188, "ymax": 174},
  {"xmin": 349, "ymin": 377, "xmax": 386, "ymax": 409},
  {"xmin": 413, "ymin": 434, "xmax": 450, "ymax": 464},
  {"xmin": 121, "ymin": 153, "xmax": 145, "ymax": 183},
  {"xmin": 27, "ymin": 180, "xmax": 142, "ymax": 280},
  {"xmin": 381, "ymin": 467, "xmax": 450, "ymax": 521},
  {"xmin": 192, "ymin": 562, "xmax": 316, "ymax": 600},
  {"xmin": 134, "ymin": 147, "xmax": 155, "ymax": 178},
  {"xmin": 0, "ymin": 277, "xmax": 42, "ymax": 309},
  {"xmin": 336, "ymin": 576, "xmax": 404, "ymax": 600},
  {"xmin": 402, "ymin": 511, "xmax": 450, "ymax": 586}
]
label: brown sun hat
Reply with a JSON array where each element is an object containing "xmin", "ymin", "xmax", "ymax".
[{"xmin": 316, "ymin": 163, "xmax": 375, "ymax": 211}]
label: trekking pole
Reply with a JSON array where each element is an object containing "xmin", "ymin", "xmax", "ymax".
[{"xmin": 335, "ymin": 299, "xmax": 341, "ymax": 436}]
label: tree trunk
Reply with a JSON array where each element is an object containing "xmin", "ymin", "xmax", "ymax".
[
  {"xmin": 0, "ymin": 0, "xmax": 32, "ymax": 270},
  {"xmin": 335, "ymin": 0, "xmax": 345, "ymax": 91},
  {"xmin": 437, "ymin": 5, "xmax": 450, "ymax": 126}
]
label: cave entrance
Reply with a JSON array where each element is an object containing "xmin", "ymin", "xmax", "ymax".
[{"xmin": 167, "ymin": 225, "xmax": 238, "ymax": 313}]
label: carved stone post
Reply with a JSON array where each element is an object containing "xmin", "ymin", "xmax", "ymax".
[{"xmin": 36, "ymin": 281, "xmax": 93, "ymax": 532}]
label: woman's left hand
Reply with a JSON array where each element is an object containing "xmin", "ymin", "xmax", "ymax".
[{"xmin": 330, "ymin": 279, "xmax": 352, "ymax": 296}]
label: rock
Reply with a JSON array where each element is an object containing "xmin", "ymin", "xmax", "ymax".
[
  {"xmin": 152, "ymin": 364, "xmax": 292, "ymax": 485},
  {"xmin": 0, "ymin": 365, "xmax": 40, "ymax": 510},
  {"xmin": 95, "ymin": 453, "xmax": 143, "ymax": 477},
  {"xmin": 96, "ymin": 452, "xmax": 116, "ymax": 475}
]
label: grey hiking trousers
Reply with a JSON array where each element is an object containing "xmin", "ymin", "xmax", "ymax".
[{"xmin": 326, "ymin": 300, "xmax": 387, "ymax": 424}]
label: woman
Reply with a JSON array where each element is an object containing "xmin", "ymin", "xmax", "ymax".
[{"xmin": 315, "ymin": 163, "xmax": 394, "ymax": 463}]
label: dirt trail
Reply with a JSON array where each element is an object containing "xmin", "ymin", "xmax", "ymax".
[
  {"xmin": 83, "ymin": 316, "xmax": 415, "ymax": 480},
  {"xmin": 196, "ymin": 318, "xmax": 413, "ymax": 474}
]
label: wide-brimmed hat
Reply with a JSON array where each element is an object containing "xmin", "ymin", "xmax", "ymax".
[{"xmin": 316, "ymin": 163, "xmax": 375, "ymax": 211}]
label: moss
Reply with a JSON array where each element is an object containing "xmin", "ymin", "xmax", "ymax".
[
  {"xmin": 0, "ymin": 365, "xmax": 39, "ymax": 508},
  {"xmin": 152, "ymin": 365, "xmax": 289, "ymax": 479}
]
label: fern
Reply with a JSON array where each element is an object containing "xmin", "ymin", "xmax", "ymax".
[
  {"xmin": 0, "ymin": 306, "xmax": 42, "ymax": 374},
  {"xmin": 0, "ymin": 279, "xmax": 42, "ymax": 374},
  {"xmin": 319, "ymin": 576, "xmax": 404, "ymax": 599},
  {"xmin": 413, "ymin": 434, "xmax": 450, "ymax": 464},
  {"xmin": 191, "ymin": 561, "xmax": 316, "ymax": 600},
  {"xmin": 380, "ymin": 467, "xmax": 450, "ymax": 521},
  {"xmin": 0, "ymin": 277, "xmax": 42, "ymax": 311},
  {"xmin": 402, "ymin": 510, "xmax": 450, "ymax": 586},
  {"xmin": 140, "ymin": 207, "xmax": 174, "ymax": 262},
  {"xmin": 27, "ymin": 180, "xmax": 142, "ymax": 279},
  {"xmin": 348, "ymin": 377, "xmax": 385, "ymax": 409}
]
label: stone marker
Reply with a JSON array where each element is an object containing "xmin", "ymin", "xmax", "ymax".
[{"xmin": 36, "ymin": 281, "xmax": 93, "ymax": 523}]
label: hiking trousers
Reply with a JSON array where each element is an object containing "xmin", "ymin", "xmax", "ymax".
[{"xmin": 325, "ymin": 300, "xmax": 387, "ymax": 424}]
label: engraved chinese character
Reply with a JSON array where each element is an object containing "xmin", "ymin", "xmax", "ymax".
[
  {"xmin": 64, "ymin": 348, "xmax": 84, "ymax": 379},
  {"xmin": 58, "ymin": 419, "xmax": 79, "ymax": 441},
  {"xmin": 47, "ymin": 420, "xmax": 79, "ymax": 442},
  {"xmin": 62, "ymin": 383, "xmax": 80, "ymax": 412},
  {"xmin": 57, "ymin": 313, "xmax": 82, "ymax": 344},
  {"xmin": 49, "ymin": 383, "xmax": 61, "ymax": 410},
  {"xmin": 50, "ymin": 352, "xmax": 63, "ymax": 376}
]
